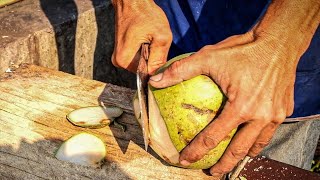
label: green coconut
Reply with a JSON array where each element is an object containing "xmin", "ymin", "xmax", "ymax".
[{"xmin": 134, "ymin": 53, "xmax": 237, "ymax": 169}]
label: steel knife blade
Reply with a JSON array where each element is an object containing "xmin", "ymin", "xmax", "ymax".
[
  {"xmin": 228, "ymin": 155, "xmax": 320, "ymax": 180},
  {"xmin": 136, "ymin": 43, "xmax": 150, "ymax": 151}
]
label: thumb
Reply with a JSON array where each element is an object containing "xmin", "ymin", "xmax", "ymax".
[{"xmin": 149, "ymin": 53, "xmax": 207, "ymax": 88}]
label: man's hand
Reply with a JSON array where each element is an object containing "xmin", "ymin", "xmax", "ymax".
[
  {"xmin": 112, "ymin": 0, "xmax": 172, "ymax": 75},
  {"xmin": 149, "ymin": 0, "xmax": 319, "ymax": 176},
  {"xmin": 150, "ymin": 32, "xmax": 297, "ymax": 176}
]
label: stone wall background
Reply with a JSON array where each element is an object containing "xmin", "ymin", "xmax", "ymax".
[{"xmin": 0, "ymin": 0, "xmax": 136, "ymax": 88}]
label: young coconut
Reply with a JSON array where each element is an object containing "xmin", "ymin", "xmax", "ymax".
[
  {"xmin": 66, "ymin": 106, "xmax": 123, "ymax": 129},
  {"xmin": 133, "ymin": 53, "xmax": 237, "ymax": 169},
  {"xmin": 55, "ymin": 133, "xmax": 106, "ymax": 168}
]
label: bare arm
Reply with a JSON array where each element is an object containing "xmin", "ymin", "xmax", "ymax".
[{"xmin": 150, "ymin": 0, "xmax": 320, "ymax": 177}]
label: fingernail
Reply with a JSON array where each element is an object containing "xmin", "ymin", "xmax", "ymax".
[
  {"xmin": 150, "ymin": 73, "xmax": 163, "ymax": 82},
  {"xmin": 180, "ymin": 160, "xmax": 191, "ymax": 166}
]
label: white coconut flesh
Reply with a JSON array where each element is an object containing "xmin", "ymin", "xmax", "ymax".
[
  {"xmin": 133, "ymin": 93, "xmax": 141, "ymax": 121},
  {"xmin": 55, "ymin": 133, "xmax": 106, "ymax": 167},
  {"xmin": 133, "ymin": 90, "xmax": 180, "ymax": 165},
  {"xmin": 147, "ymin": 87, "xmax": 180, "ymax": 164},
  {"xmin": 67, "ymin": 106, "xmax": 123, "ymax": 128}
]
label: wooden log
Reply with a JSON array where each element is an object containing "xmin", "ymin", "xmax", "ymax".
[{"xmin": 0, "ymin": 64, "xmax": 214, "ymax": 180}]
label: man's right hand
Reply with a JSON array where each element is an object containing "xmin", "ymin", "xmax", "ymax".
[{"xmin": 111, "ymin": 0, "xmax": 172, "ymax": 75}]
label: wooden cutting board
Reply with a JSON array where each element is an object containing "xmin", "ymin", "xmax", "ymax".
[{"xmin": 0, "ymin": 64, "xmax": 214, "ymax": 180}]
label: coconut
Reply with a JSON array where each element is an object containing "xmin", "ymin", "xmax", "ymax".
[
  {"xmin": 133, "ymin": 53, "xmax": 236, "ymax": 169},
  {"xmin": 66, "ymin": 106, "xmax": 123, "ymax": 129},
  {"xmin": 55, "ymin": 133, "xmax": 106, "ymax": 167}
]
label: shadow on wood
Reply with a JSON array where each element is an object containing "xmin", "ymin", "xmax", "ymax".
[
  {"xmin": 98, "ymin": 84, "xmax": 171, "ymax": 167},
  {"xmin": 0, "ymin": 64, "xmax": 214, "ymax": 179},
  {"xmin": 0, "ymin": 137, "xmax": 131, "ymax": 179}
]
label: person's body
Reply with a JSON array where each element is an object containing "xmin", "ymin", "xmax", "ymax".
[{"xmin": 111, "ymin": 0, "xmax": 320, "ymax": 177}]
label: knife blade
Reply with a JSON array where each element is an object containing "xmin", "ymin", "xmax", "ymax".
[
  {"xmin": 228, "ymin": 155, "xmax": 320, "ymax": 180},
  {"xmin": 137, "ymin": 43, "xmax": 150, "ymax": 151}
]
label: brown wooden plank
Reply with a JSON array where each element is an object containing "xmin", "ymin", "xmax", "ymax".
[{"xmin": 0, "ymin": 64, "xmax": 214, "ymax": 180}]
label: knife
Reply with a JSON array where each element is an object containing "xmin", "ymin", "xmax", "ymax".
[
  {"xmin": 228, "ymin": 115, "xmax": 320, "ymax": 179},
  {"xmin": 228, "ymin": 155, "xmax": 320, "ymax": 180},
  {"xmin": 137, "ymin": 43, "xmax": 150, "ymax": 151}
]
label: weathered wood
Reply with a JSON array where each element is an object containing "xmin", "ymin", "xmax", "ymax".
[
  {"xmin": 0, "ymin": 64, "xmax": 214, "ymax": 180},
  {"xmin": 98, "ymin": 84, "xmax": 136, "ymax": 114},
  {"xmin": 0, "ymin": 0, "xmax": 136, "ymax": 89}
]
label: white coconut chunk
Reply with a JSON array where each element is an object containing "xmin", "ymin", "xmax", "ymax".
[
  {"xmin": 147, "ymin": 87, "xmax": 180, "ymax": 164},
  {"xmin": 55, "ymin": 133, "xmax": 106, "ymax": 167},
  {"xmin": 133, "ymin": 93, "xmax": 142, "ymax": 125},
  {"xmin": 67, "ymin": 106, "xmax": 123, "ymax": 128}
]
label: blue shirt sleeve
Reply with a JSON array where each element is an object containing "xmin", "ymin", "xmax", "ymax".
[{"xmin": 155, "ymin": 0, "xmax": 320, "ymax": 118}]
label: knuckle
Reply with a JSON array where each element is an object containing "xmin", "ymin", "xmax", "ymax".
[
  {"xmin": 149, "ymin": 59, "xmax": 165, "ymax": 68},
  {"xmin": 201, "ymin": 45, "xmax": 211, "ymax": 51},
  {"xmin": 114, "ymin": 59, "xmax": 126, "ymax": 68},
  {"xmin": 238, "ymin": 108, "xmax": 253, "ymax": 122},
  {"xmin": 249, "ymin": 141, "xmax": 270, "ymax": 156},
  {"xmin": 166, "ymin": 31, "xmax": 173, "ymax": 42},
  {"xmin": 202, "ymin": 136, "xmax": 219, "ymax": 150},
  {"xmin": 248, "ymin": 149, "xmax": 260, "ymax": 157},
  {"xmin": 225, "ymin": 85, "xmax": 238, "ymax": 102},
  {"xmin": 255, "ymin": 108, "xmax": 274, "ymax": 123},
  {"xmin": 112, "ymin": 53, "xmax": 130, "ymax": 68},
  {"xmin": 155, "ymin": 31, "xmax": 172, "ymax": 45},
  {"xmin": 185, "ymin": 151, "xmax": 203, "ymax": 163},
  {"xmin": 168, "ymin": 61, "xmax": 184, "ymax": 76},
  {"xmin": 252, "ymin": 111, "xmax": 273, "ymax": 124},
  {"xmin": 261, "ymin": 114, "xmax": 273, "ymax": 124},
  {"xmin": 286, "ymin": 102, "xmax": 294, "ymax": 117},
  {"xmin": 201, "ymin": 45, "xmax": 219, "ymax": 52},
  {"xmin": 235, "ymin": 102, "xmax": 257, "ymax": 122},
  {"xmin": 238, "ymin": 113, "xmax": 250, "ymax": 122},
  {"xmin": 286, "ymin": 107, "xmax": 294, "ymax": 117},
  {"xmin": 253, "ymin": 141, "xmax": 270, "ymax": 150},
  {"xmin": 199, "ymin": 45, "xmax": 214, "ymax": 58},
  {"xmin": 112, "ymin": 52, "xmax": 121, "ymax": 63},
  {"xmin": 228, "ymin": 34, "xmax": 241, "ymax": 39},
  {"xmin": 268, "ymin": 121, "xmax": 280, "ymax": 130},
  {"xmin": 228, "ymin": 147, "xmax": 248, "ymax": 159},
  {"xmin": 273, "ymin": 111, "xmax": 286, "ymax": 124},
  {"xmin": 111, "ymin": 53, "xmax": 119, "ymax": 67}
]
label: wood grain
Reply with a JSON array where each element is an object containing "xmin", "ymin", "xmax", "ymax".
[{"xmin": 0, "ymin": 64, "xmax": 214, "ymax": 180}]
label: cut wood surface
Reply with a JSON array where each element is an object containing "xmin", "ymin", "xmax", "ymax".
[{"xmin": 0, "ymin": 64, "xmax": 214, "ymax": 180}]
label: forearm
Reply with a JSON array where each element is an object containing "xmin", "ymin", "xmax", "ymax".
[
  {"xmin": 253, "ymin": 0, "xmax": 320, "ymax": 57},
  {"xmin": 111, "ymin": 0, "xmax": 154, "ymax": 9}
]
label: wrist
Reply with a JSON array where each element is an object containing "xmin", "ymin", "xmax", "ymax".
[
  {"xmin": 252, "ymin": 0, "xmax": 320, "ymax": 57},
  {"xmin": 112, "ymin": 0, "xmax": 154, "ymax": 9}
]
